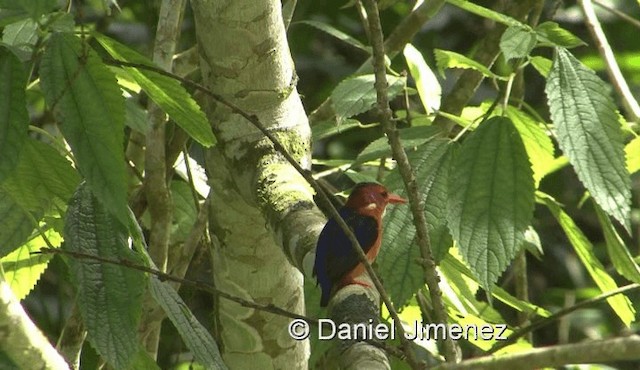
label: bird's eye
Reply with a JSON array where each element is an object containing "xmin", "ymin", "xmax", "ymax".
[{"xmin": 381, "ymin": 191, "xmax": 388, "ymax": 197}]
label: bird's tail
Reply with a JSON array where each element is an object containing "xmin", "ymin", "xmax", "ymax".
[{"xmin": 320, "ymin": 290, "xmax": 330, "ymax": 307}]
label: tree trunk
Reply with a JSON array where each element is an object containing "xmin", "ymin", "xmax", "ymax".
[{"xmin": 191, "ymin": 0, "xmax": 322, "ymax": 367}]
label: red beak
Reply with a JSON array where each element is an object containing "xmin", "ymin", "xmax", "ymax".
[{"xmin": 388, "ymin": 192, "xmax": 407, "ymax": 204}]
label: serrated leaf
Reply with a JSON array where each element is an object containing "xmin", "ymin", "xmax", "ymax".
[
  {"xmin": 94, "ymin": 33, "xmax": 215, "ymax": 147},
  {"xmin": 503, "ymin": 106, "xmax": 555, "ymax": 186},
  {"xmin": 1, "ymin": 18, "xmax": 37, "ymax": 61},
  {"xmin": 40, "ymin": 33, "xmax": 129, "ymax": 226},
  {"xmin": 594, "ymin": 203, "xmax": 640, "ymax": 285},
  {"xmin": 446, "ymin": 0, "xmax": 527, "ymax": 28},
  {"xmin": 331, "ymin": 74, "xmax": 405, "ymax": 122},
  {"xmin": 434, "ymin": 49, "xmax": 508, "ymax": 80},
  {"xmin": 545, "ymin": 47, "xmax": 631, "ymax": 232},
  {"xmin": 0, "ymin": 190, "xmax": 39, "ymax": 257},
  {"xmin": 298, "ymin": 20, "xmax": 370, "ymax": 53},
  {"xmin": 149, "ymin": 277, "xmax": 227, "ymax": 370},
  {"xmin": 540, "ymin": 193, "xmax": 635, "ymax": 326},
  {"xmin": 311, "ymin": 119, "xmax": 360, "ymax": 141},
  {"xmin": 64, "ymin": 183, "xmax": 146, "ymax": 369},
  {"xmin": 2, "ymin": 138, "xmax": 80, "ymax": 211},
  {"xmin": 626, "ymin": 136, "xmax": 640, "ymax": 174},
  {"xmin": 535, "ymin": 22, "xmax": 585, "ymax": 49},
  {"xmin": 447, "ymin": 116, "xmax": 535, "ymax": 291},
  {"xmin": 379, "ymin": 139, "xmax": 453, "ymax": 307},
  {"xmin": 17, "ymin": 0, "xmax": 56, "ymax": 19},
  {"xmin": 0, "ymin": 47, "xmax": 28, "ymax": 182},
  {"xmin": 529, "ymin": 55, "xmax": 552, "ymax": 78},
  {"xmin": 355, "ymin": 125, "xmax": 442, "ymax": 165},
  {"xmin": 1, "ymin": 229, "xmax": 61, "ymax": 300},
  {"xmin": 403, "ymin": 43, "xmax": 441, "ymax": 114},
  {"xmin": 500, "ymin": 26, "xmax": 536, "ymax": 61}
]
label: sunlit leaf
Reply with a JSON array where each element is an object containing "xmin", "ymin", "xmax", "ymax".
[
  {"xmin": 594, "ymin": 203, "xmax": 640, "ymax": 285},
  {"xmin": 535, "ymin": 22, "xmax": 585, "ymax": 48},
  {"xmin": 94, "ymin": 33, "xmax": 215, "ymax": 147},
  {"xmin": 434, "ymin": 49, "xmax": 508, "ymax": 80},
  {"xmin": 540, "ymin": 193, "xmax": 635, "ymax": 326},
  {"xmin": 626, "ymin": 136, "xmax": 640, "ymax": 174},
  {"xmin": 1, "ymin": 229, "xmax": 62, "ymax": 300},
  {"xmin": 403, "ymin": 43, "xmax": 441, "ymax": 114}
]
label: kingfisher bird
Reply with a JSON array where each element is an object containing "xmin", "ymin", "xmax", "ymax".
[{"xmin": 313, "ymin": 182, "xmax": 407, "ymax": 307}]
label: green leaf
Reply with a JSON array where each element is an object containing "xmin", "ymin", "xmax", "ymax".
[
  {"xmin": 403, "ymin": 43, "xmax": 441, "ymax": 114},
  {"xmin": 124, "ymin": 98, "xmax": 149, "ymax": 134},
  {"xmin": 535, "ymin": 22, "xmax": 585, "ymax": 49},
  {"xmin": 445, "ymin": 0, "xmax": 527, "ymax": 28},
  {"xmin": 149, "ymin": 277, "xmax": 227, "ymax": 370},
  {"xmin": 1, "ymin": 229, "xmax": 61, "ymax": 300},
  {"xmin": 441, "ymin": 254, "xmax": 550, "ymax": 318},
  {"xmin": 1, "ymin": 18, "xmax": 38, "ymax": 61},
  {"xmin": 434, "ymin": 49, "xmax": 508, "ymax": 80},
  {"xmin": 594, "ymin": 203, "xmax": 640, "ymax": 285},
  {"xmin": 540, "ymin": 193, "xmax": 635, "ymax": 326},
  {"xmin": 16, "ymin": 0, "xmax": 56, "ymax": 19},
  {"xmin": 94, "ymin": 33, "xmax": 215, "ymax": 147},
  {"xmin": 545, "ymin": 47, "xmax": 631, "ymax": 232},
  {"xmin": 500, "ymin": 26, "xmax": 536, "ymax": 61},
  {"xmin": 355, "ymin": 125, "xmax": 442, "ymax": 165},
  {"xmin": 447, "ymin": 116, "xmax": 535, "ymax": 291},
  {"xmin": 503, "ymin": 106, "xmax": 555, "ymax": 186},
  {"xmin": 40, "ymin": 33, "xmax": 129, "ymax": 226},
  {"xmin": 626, "ymin": 136, "xmax": 640, "ymax": 174},
  {"xmin": 2, "ymin": 138, "xmax": 80, "ymax": 211},
  {"xmin": 311, "ymin": 119, "xmax": 360, "ymax": 141},
  {"xmin": 0, "ymin": 47, "xmax": 28, "ymax": 182},
  {"xmin": 528, "ymin": 55, "xmax": 552, "ymax": 78},
  {"xmin": 0, "ymin": 190, "xmax": 38, "ymax": 257},
  {"xmin": 297, "ymin": 20, "xmax": 370, "ymax": 53},
  {"xmin": 64, "ymin": 183, "xmax": 146, "ymax": 370},
  {"xmin": 331, "ymin": 74, "xmax": 406, "ymax": 122},
  {"xmin": 379, "ymin": 139, "xmax": 453, "ymax": 307}
]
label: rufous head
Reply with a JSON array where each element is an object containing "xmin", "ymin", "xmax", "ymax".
[{"xmin": 345, "ymin": 182, "xmax": 406, "ymax": 217}]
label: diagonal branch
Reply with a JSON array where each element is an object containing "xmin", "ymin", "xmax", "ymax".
[
  {"xmin": 362, "ymin": 0, "xmax": 457, "ymax": 364},
  {"xmin": 579, "ymin": 0, "xmax": 640, "ymax": 122}
]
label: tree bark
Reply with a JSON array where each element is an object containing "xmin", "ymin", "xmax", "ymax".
[{"xmin": 191, "ymin": 0, "xmax": 322, "ymax": 367}]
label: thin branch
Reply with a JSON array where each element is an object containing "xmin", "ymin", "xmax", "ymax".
[
  {"xmin": 579, "ymin": 0, "xmax": 640, "ymax": 122},
  {"xmin": 488, "ymin": 283, "xmax": 640, "ymax": 353},
  {"xmin": 139, "ymin": 0, "xmax": 185, "ymax": 357},
  {"xmin": 36, "ymin": 248, "xmax": 405, "ymax": 359},
  {"xmin": 362, "ymin": 0, "xmax": 457, "ymax": 366},
  {"xmin": 106, "ymin": 56, "xmax": 419, "ymax": 363},
  {"xmin": 433, "ymin": 335, "xmax": 640, "ymax": 370},
  {"xmin": 593, "ymin": 0, "xmax": 640, "ymax": 30},
  {"xmin": 308, "ymin": 0, "xmax": 447, "ymax": 125}
]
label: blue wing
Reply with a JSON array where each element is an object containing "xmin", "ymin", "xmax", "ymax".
[{"xmin": 313, "ymin": 207, "xmax": 378, "ymax": 306}]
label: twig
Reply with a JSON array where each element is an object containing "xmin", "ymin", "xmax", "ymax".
[
  {"xmin": 36, "ymin": 248, "xmax": 406, "ymax": 359},
  {"xmin": 362, "ymin": 0, "xmax": 456, "ymax": 366},
  {"xmin": 593, "ymin": 0, "xmax": 640, "ymax": 30},
  {"xmin": 433, "ymin": 335, "xmax": 640, "ymax": 370},
  {"xmin": 488, "ymin": 283, "xmax": 640, "ymax": 353},
  {"xmin": 105, "ymin": 57, "xmax": 415, "ymax": 361},
  {"xmin": 579, "ymin": 0, "xmax": 640, "ymax": 122}
]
